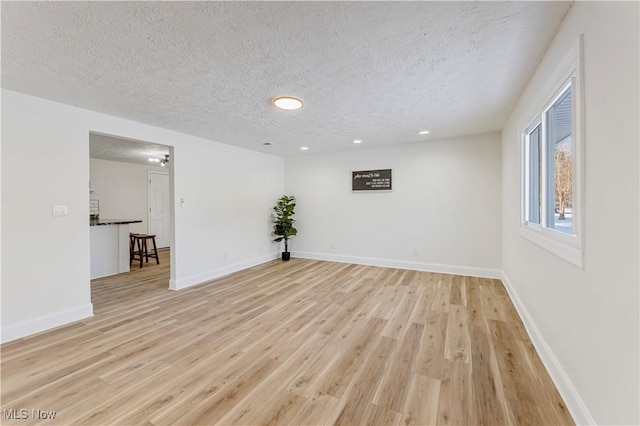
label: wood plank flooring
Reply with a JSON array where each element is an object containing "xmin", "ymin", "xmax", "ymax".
[{"xmin": 1, "ymin": 251, "xmax": 574, "ymax": 425}]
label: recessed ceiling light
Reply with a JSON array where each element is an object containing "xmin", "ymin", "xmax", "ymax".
[
  {"xmin": 273, "ymin": 96, "xmax": 303, "ymax": 110},
  {"xmin": 300, "ymin": 147, "xmax": 309, "ymax": 150},
  {"xmin": 418, "ymin": 130, "xmax": 430, "ymax": 135},
  {"xmin": 262, "ymin": 142, "xmax": 272, "ymax": 146},
  {"xmin": 353, "ymin": 140, "xmax": 362, "ymax": 144}
]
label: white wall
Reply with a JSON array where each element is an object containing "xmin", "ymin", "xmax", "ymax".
[
  {"xmin": 90, "ymin": 158, "xmax": 165, "ymax": 235},
  {"xmin": 285, "ymin": 133, "xmax": 502, "ymax": 276},
  {"xmin": 501, "ymin": 2, "xmax": 639, "ymax": 424},
  {"xmin": 1, "ymin": 89, "xmax": 284, "ymax": 342}
]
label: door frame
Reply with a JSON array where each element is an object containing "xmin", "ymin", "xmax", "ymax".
[{"xmin": 89, "ymin": 131, "xmax": 176, "ymax": 292}]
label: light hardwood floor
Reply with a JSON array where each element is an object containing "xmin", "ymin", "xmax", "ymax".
[{"xmin": 1, "ymin": 251, "xmax": 574, "ymax": 425}]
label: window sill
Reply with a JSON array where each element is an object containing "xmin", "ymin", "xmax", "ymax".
[{"xmin": 518, "ymin": 225, "xmax": 583, "ymax": 268}]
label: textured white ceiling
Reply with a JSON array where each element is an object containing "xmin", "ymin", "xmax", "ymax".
[
  {"xmin": 90, "ymin": 133, "xmax": 169, "ymax": 166},
  {"xmin": 2, "ymin": 1, "xmax": 572, "ymax": 157}
]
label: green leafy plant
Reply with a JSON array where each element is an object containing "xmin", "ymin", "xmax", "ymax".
[{"xmin": 272, "ymin": 195, "xmax": 297, "ymax": 256}]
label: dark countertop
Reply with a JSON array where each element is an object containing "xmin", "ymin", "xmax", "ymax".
[{"xmin": 90, "ymin": 218, "xmax": 143, "ymax": 226}]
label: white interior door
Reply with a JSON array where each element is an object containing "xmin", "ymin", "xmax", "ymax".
[{"xmin": 148, "ymin": 171, "xmax": 170, "ymax": 248}]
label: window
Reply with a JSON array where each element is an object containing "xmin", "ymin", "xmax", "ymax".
[
  {"xmin": 546, "ymin": 85, "xmax": 573, "ymax": 234},
  {"xmin": 520, "ymin": 37, "xmax": 582, "ymax": 267}
]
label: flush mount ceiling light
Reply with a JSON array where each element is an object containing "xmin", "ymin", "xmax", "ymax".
[
  {"xmin": 418, "ymin": 130, "xmax": 430, "ymax": 135},
  {"xmin": 353, "ymin": 140, "xmax": 362, "ymax": 144},
  {"xmin": 272, "ymin": 96, "xmax": 303, "ymax": 110}
]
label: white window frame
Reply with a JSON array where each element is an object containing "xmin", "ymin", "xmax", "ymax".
[
  {"xmin": 519, "ymin": 35, "xmax": 584, "ymax": 267},
  {"xmin": 522, "ymin": 115, "xmax": 542, "ymax": 229}
]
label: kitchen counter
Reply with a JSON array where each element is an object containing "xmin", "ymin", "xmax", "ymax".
[
  {"xmin": 90, "ymin": 219, "xmax": 142, "ymax": 279},
  {"xmin": 90, "ymin": 218, "xmax": 142, "ymax": 226}
]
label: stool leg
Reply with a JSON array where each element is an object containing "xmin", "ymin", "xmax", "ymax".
[
  {"xmin": 129, "ymin": 235, "xmax": 135, "ymax": 266},
  {"xmin": 151, "ymin": 237, "xmax": 159, "ymax": 265},
  {"xmin": 138, "ymin": 238, "xmax": 143, "ymax": 268}
]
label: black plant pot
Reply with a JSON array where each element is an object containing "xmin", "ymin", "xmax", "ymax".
[{"xmin": 282, "ymin": 251, "xmax": 291, "ymax": 261}]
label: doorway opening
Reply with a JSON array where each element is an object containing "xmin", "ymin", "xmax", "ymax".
[{"xmin": 88, "ymin": 131, "xmax": 176, "ymax": 311}]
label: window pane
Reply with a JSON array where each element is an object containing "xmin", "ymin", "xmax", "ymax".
[
  {"xmin": 546, "ymin": 85, "xmax": 573, "ymax": 234},
  {"xmin": 528, "ymin": 125, "xmax": 541, "ymax": 224}
]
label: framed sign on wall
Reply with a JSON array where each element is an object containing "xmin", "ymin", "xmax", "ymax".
[{"xmin": 352, "ymin": 169, "xmax": 392, "ymax": 191}]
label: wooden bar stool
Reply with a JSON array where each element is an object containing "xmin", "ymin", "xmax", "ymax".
[{"xmin": 129, "ymin": 233, "xmax": 159, "ymax": 268}]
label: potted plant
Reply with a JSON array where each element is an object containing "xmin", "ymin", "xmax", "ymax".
[{"xmin": 272, "ymin": 195, "xmax": 297, "ymax": 261}]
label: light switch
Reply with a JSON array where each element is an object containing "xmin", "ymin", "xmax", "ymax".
[{"xmin": 52, "ymin": 205, "xmax": 69, "ymax": 217}]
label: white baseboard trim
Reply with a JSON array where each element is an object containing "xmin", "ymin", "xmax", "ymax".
[
  {"xmin": 1, "ymin": 303, "xmax": 94, "ymax": 344},
  {"xmin": 170, "ymin": 252, "xmax": 279, "ymax": 291},
  {"xmin": 292, "ymin": 251, "xmax": 502, "ymax": 279},
  {"xmin": 500, "ymin": 271, "xmax": 595, "ymax": 425}
]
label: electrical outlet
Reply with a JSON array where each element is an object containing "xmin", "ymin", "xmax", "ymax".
[
  {"xmin": 52, "ymin": 205, "xmax": 68, "ymax": 217},
  {"xmin": 412, "ymin": 248, "xmax": 419, "ymax": 256},
  {"xmin": 330, "ymin": 242, "xmax": 335, "ymax": 250}
]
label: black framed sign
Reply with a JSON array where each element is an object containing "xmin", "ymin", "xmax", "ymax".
[{"xmin": 352, "ymin": 169, "xmax": 392, "ymax": 191}]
